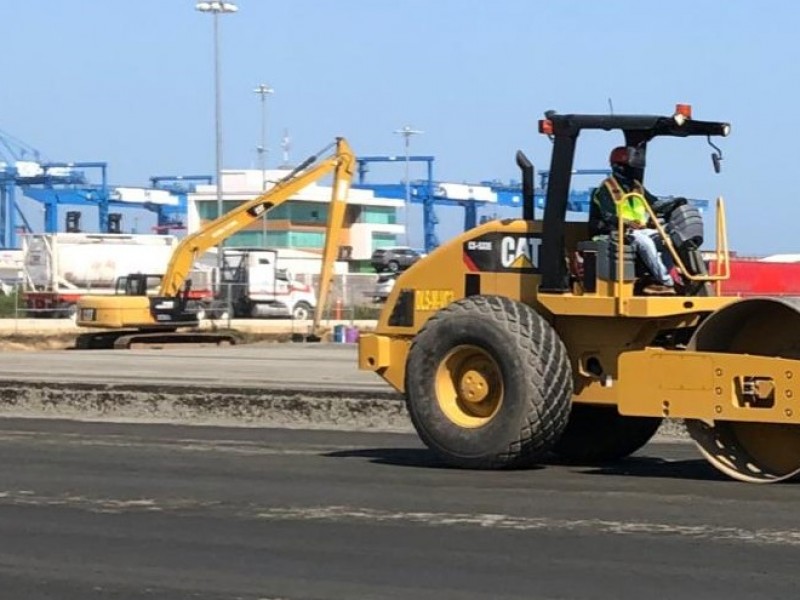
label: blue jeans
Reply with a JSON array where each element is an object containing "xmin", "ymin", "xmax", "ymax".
[{"xmin": 629, "ymin": 228, "xmax": 674, "ymax": 286}]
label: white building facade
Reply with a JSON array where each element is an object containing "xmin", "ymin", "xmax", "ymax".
[{"xmin": 188, "ymin": 168, "xmax": 405, "ymax": 272}]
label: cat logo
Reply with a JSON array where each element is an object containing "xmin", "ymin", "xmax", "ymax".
[
  {"xmin": 500, "ymin": 236, "xmax": 541, "ymax": 269},
  {"xmin": 462, "ymin": 232, "xmax": 542, "ymax": 273},
  {"xmin": 246, "ymin": 201, "xmax": 274, "ymax": 218}
]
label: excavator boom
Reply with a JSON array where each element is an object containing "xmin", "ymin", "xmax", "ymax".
[{"xmin": 160, "ymin": 138, "xmax": 355, "ymax": 300}]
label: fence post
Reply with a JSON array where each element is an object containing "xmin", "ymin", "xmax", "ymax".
[
  {"xmin": 334, "ymin": 298, "xmax": 343, "ymax": 320},
  {"xmin": 226, "ymin": 283, "xmax": 232, "ymax": 328}
]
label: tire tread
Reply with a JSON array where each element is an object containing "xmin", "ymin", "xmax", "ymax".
[{"xmin": 407, "ymin": 295, "xmax": 572, "ymax": 468}]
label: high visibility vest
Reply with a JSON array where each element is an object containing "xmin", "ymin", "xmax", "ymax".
[{"xmin": 603, "ymin": 176, "xmax": 649, "ymax": 225}]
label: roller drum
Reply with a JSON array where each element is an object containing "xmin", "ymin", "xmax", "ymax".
[{"xmin": 686, "ymin": 297, "xmax": 800, "ymax": 483}]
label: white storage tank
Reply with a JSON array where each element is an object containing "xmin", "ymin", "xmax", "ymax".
[{"xmin": 23, "ymin": 233, "xmax": 178, "ymax": 291}]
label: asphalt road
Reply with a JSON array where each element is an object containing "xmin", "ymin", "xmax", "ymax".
[{"xmin": 1, "ymin": 418, "xmax": 799, "ymax": 600}]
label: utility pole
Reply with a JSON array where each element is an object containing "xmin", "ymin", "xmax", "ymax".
[
  {"xmin": 254, "ymin": 83, "xmax": 274, "ymax": 246},
  {"xmin": 195, "ymin": 1, "xmax": 238, "ymax": 272},
  {"xmin": 393, "ymin": 125, "xmax": 423, "ymax": 246},
  {"xmin": 280, "ymin": 129, "xmax": 292, "ymax": 167}
]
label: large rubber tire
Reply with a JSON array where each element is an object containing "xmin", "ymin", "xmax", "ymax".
[
  {"xmin": 292, "ymin": 301, "xmax": 312, "ymax": 321},
  {"xmin": 58, "ymin": 303, "xmax": 77, "ymax": 320},
  {"xmin": 208, "ymin": 300, "xmax": 231, "ymax": 321},
  {"xmin": 405, "ymin": 295, "xmax": 573, "ymax": 469},
  {"xmin": 234, "ymin": 299, "xmax": 252, "ymax": 319},
  {"xmin": 551, "ymin": 404, "xmax": 662, "ymax": 464}
]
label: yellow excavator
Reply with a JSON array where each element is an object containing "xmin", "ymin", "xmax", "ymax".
[
  {"xmin": 360, "ymin": 104, "xmax": 800, "ymax": 484},
  {"xmin": 75, "ymin": 137, "xmax": 355, "ymax": 349}
]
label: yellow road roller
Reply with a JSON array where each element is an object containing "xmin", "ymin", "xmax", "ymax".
[{"xmin": 359, "ymin": 105, "xmax": 800, "ymax": 483}]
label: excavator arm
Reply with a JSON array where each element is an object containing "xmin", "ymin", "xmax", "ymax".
[{"xmin": 159, "ymin": 137, "xmax": 356, "ymax": 315}]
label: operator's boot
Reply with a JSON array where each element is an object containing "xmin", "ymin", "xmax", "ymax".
[{"xmin": 642, "ymin": 283, "xmax": 676, "ymax": 295}]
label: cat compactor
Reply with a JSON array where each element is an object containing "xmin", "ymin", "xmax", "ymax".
[
  {"xmin": 75, "ymin": 138, "xmax": 355, "ymax": 348},
  {"xmin": 360, "ymin": 105, "xmax": 800, "ymax": 483}
]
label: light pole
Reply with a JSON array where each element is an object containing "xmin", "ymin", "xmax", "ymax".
[
  {"xmin": 195, "ymin": 1, "xmax": 238, "ymax": 272},
  {"xmin": 393, "ymin": 125, "xmax": 423, "ymax": 246},
  {"xmin": 254, "ymin": 83, "xmax": 274, "ymax": 247}
]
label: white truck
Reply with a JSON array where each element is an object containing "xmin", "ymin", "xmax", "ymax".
[
  {"xmin": 217, "ymin": 248, "xmax": 317, "ymax": 320},
  {"xmin": 21, "ymin": 233, "xmax": 205, "ymax": 318}
]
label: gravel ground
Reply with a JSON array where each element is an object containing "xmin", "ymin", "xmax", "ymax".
[{"xmin": 0, "ymin": 323, "xmax": 689, "ymax": 441}]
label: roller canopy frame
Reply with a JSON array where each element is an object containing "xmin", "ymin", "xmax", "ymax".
[{"xmin": 539, "ymin": 110, "xmax": 730, "ymax": 292}]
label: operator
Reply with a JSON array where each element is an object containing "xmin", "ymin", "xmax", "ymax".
[{"xmin": 588, "ymin": 146, "xmax": 676, "ymax": 295}]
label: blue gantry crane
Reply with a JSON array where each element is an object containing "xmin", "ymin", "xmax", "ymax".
[
  {"xmin": 0, "ymin": 128, "xmax": 91, "ymax": 247},
  {"xmin": 355, "ymin": 155, "xmax": 614, "ymax": 253},
  {"xmin": 0, "ymin": 127, "xmax": 209, "ymax": 248},
  {"xmin": 148, "ymin": 175, "xmax": 214, "ymax": 232},
  {"xmin": 355, "ymin": 155, "xmax": 438, "ymax": 250}
]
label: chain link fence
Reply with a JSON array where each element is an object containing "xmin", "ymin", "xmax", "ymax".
[{"xmin": 7, "ymin": 273, "xmax": 388, "ymax": 323}]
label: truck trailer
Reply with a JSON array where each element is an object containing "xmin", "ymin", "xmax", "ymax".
[{"xmin": 22, "ymin": 233, "xmax": 190, "ymax": 318}]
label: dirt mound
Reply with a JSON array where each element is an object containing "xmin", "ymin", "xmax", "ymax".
[{"xmin": 0, "ymin": 334, "xmax": 78, "ymax": 352}]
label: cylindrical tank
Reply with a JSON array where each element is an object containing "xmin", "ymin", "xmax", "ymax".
[
  {"xmin": 344, "ymin": 326, "xmax": 360, "ymax": 343},
  {"xmin": 332, "ymin": 324, "xmax": 346, "ymax": 343},
  {"xmin": 24, "ymin": 233, "xmax": 178, "ymax": 290}
]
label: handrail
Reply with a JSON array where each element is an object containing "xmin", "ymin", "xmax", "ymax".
[
  {"xmin": 612, "ymin": 192, "xmax": 730, "ymax": 300},
  {"xmin": 616, "ymin": 204, "xmax": 628, "ymax": 314},
  {"xmin": 714, "ymin": 197, "xmax": 729, "ymax": 296}
]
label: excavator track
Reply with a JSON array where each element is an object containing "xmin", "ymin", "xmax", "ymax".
[{"xmin": 74, "ymin": 330, "xmax": 238, "ymax": 350}]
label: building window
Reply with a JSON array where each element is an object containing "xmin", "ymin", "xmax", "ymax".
[
  {"xmin": 225, "ymin": 231, "xmax": 290, "ymax": 247},
  {"xmin": 197, "ymin": 200, "xmax": 292, "ymax": 221},
  {"xmin": 225, "ymin": 230, "xmax": 325, "ymax": 249},
  {"xmin": 268, "ymin": 205, "xmax": 289, "ymax": 220},
  {"xmin": 226, "ymin": 231, "xmax": 263, "ymax": 247},
  {"xmin": 288, "ymin": 231, "xmax": 325, "ymax": 248},
  {"xmin": 223, "ymin": 200, "xmax": 240, "ymax": 214},
  {"xmin": 372, "ymin": 233, "xmax": 397, "ymax": 251},
  {"xmin": 360, "ymin": 206, "xmax": 397, "ymax": 225},
  {"xmin": 197, "ymin": 201, "xmax": 218, "ymax": 220},
  {"xmin": 288, "ymin": 201, "xmax": 327, "ymax": 224}
]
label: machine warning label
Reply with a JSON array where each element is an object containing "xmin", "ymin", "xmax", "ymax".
[
  {"xmin": 415, "ymin": 289, "xmax": 456, "ymax": 312},
  {"xmin": 246, "ymin": 201, "xmax": 274, "ymax": 218},
  {"xmin": 463, "ymin": 232, "xmax": 542, "ymax": 273}
]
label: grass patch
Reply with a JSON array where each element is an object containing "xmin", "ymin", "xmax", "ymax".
[
  {"xmin": 0, "ymin": 292, "xmax": 20, "ymax": 318},
  {"xmin": 352, "ymin": 305, "xmax": 383, "ymax": 320}
]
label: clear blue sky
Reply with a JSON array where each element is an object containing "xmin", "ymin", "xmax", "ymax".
[{"xmin": 2, "ymin": 1, "xmax": 799, "ymax": 254}]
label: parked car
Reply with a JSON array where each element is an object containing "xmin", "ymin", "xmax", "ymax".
[
  {"xmin": 370, "ymin": 246, "xmax": 424, "ymax": 273},
  {"xmin": 370, "ymin": 272, "xmax": 397, "ymax": 303}
]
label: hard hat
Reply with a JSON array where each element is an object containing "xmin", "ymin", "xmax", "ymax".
[
  {"xmin": 609, "ymin": 146, "xmax": 630, "ymax": 165},
  {"xmin": 609, "ymin": 146, "xmax": 645, "ymax": 169}
]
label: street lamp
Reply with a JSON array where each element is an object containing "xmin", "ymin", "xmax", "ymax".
[
  {"xmin": 393, "ymin": 125, "xmax": 423, "ymax": 246},
  {"xmin": 195, "ymin": 0, "xmax": 238, "ymax": 272},
  {"xmin": 254, "ymin": 83, "xmax": 274, "ymax": 247}
]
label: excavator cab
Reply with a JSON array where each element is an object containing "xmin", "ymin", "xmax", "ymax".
[{"xmin": 115, "ymin": 273, "xmax": 163, "ymax": 296}]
